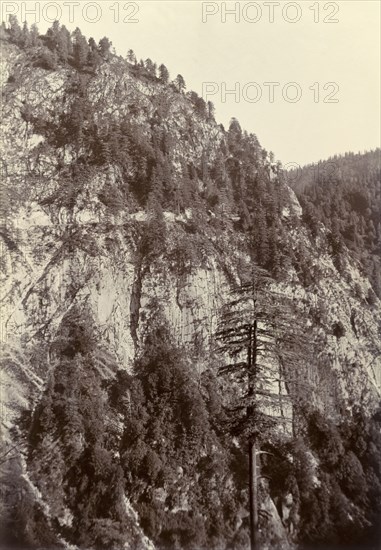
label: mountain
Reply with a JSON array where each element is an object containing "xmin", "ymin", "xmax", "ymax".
[
  {"xmin": 288, "ymin": 150, "xmax": 381, "ymax": 298},
  {"xmin": 1, "ymin": 19, "xmax": 381, "ymax": 550}
]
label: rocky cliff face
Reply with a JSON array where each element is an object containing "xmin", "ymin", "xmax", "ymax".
[{"xmin": 1, "ymin": 31, "xmax": 380, "ymax": 550}]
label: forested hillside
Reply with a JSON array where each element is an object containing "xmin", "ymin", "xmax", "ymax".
[
  {"xmin": 1, "ymin": 19, "xmax": 381, "ymax": 550},
  {"xmin": 289, "ymin": 150, "xmax": 381, "ymax": 298}
]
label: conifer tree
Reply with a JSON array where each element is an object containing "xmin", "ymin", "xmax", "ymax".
[
  {"xmin": 8, "ymin": 15, "xmax": 22, "ymax": 44},
  {"xmin": 174, "ymin": 74, "xmax": 186, "ymax": 93},
  {"xmin": 207, "ymin": 100, "xmax": 216, "ymax": 120},
  {"xmin": 21, "ymin": 21, "xmax": 31, "ymax": 48},
  {"xmin": 145, "ymin": 58, "xmax": 156, "ymax": 76},
  {"xmin": 127, "ymin": 49, "xmax": 137, "ymax": 64},
  {"xmin": 30, "ymin": 23, "xmax": 39, "ymax": 46},
  {"xmin": 72, "ymin": 28, "xmax": 89, "ymax": 69},
  {"xmin": 195, "ymin": 96, "xmax": 207, "ymax": 117},
  {"xmin": 158, "ymin": 63, "xmax": 169, "ymax": 84},
  {"xmin": 255, "ymin": 209, "xmax": 269, "ymax": 267},
  {"xmin": 99, "ymin": 37, "xmax": 111, "ymax": 59},
  {"xmin": 0, "ymin": 21, "xmax": 7, "ymax": 39},
  {"xmin": 45, "ymin": 20, "xmax": 60, "ymax": 51},
  {"xmin": 216, "ymin": 266, "xmax": 308, "ymax": 550},
  {"xmin": 57, "ymin": 25, "xmax": 72, "ymax": 63},
  {"xmin": 87, "ymin": 37, "xmax": 101, "ymax": 68}
]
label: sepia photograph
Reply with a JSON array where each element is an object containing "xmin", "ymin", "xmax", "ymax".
[{"xmin": 0, "ymin": 1, "xmax": 380, "ymax": 549}]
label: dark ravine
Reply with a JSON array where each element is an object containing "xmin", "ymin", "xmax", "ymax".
[
  {"xmin": 130, "ymin": 260, "xmax": 143, "ymax": 352},
  {"xmin": 0, "ymin": 19, "xmax": 381, "ymax": 550}
]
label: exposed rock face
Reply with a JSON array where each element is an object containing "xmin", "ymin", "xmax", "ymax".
[{"xmin": 1, "ymin": 33, "xmax": 380, "ymax": 550}]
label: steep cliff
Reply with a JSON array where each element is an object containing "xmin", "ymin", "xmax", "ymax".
[{"xmin": 1, "ymin": 23, "xmax": 380, "ymax": 550}]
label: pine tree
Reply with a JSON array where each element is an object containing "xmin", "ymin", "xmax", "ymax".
[
  {"xmin": 57, "ymin": 25, "xmax": 72, "ymax": 63},
  {"xmin": 87, "ymin": 37, "xmax": 101, "ymax": 67},
  {"xmin": 302, "ymin": 200, "xmax": 319, "ymax": 238},
  {"xmin": 255, "ymin": 208, "xmax": 269, "ymax": 267},
  {"xmin": 8, "ymin": 15, "xmax": 22, "ymax": 44},
  {"xmin": 267, "ymin": 225, "xmax": 281, "ymax": 278},
  {"xmin": 195, "ymin": 96, "xmax": 207, "ymax": 117},
  {"xmin": 145, "ymin": 58, "xmax": 156, "ymax": 76},
  {"xmin": 45, "ymin": 20, "xmax": 60, "ymax": 51},
  {"xmin": 158, "ymin": 63, "xmax": 169, "ymax": 84},
  {"xmin": 99, "ymin": 37, "xmax": 111, "ymax": 59},
  {"xmin": 207, "ymin": 100, "xmax": 216, "ymax": 121},
  {"xmin": 0, "ymin": 21, "xmax": 7, "ymax": 39},
  {"xmin": 228, "ymin": 117, "xmax": 242, "ymax": 141},
  {"xmin": 216, "ymin": 266, "xmax": 309, "ymax": 550},
  {"xmin": 21, "ymin": 21, "xmax": 31, "ymax": 48},
  {"xmin": 127, "ymin": 49, "xmax": 136, "ymax": 64},
  {"xmin": 174, "ymin": 74, "xmax": 186, "ymax": 93},
  {"xmin": 30, "ymin": 23, "xmax": 39, "ymax": 46},
  {"xmin": 72, "ymin": 28, "xmax": 89, "ymax": 69}
]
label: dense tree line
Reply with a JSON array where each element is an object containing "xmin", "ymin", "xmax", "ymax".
[
  {"xmin": 3, "ymin": 19, "xmax": 311, "ymax": 284},
  {"xmin": 263, "ymin": 406, "xmax": 381, "ymax": 549},
  {"xmin": 1, "ymin": 309, "xmax": 248, "ymax": 549},
  {"xmin": 111, "ymin": 316, "xmax": 248, "ymax": 549},
  {"xmin": 292, "ymin": 151, "xmax": 381, "ymax": 297},
  {"xmin": 3, "ymin": 19, "xmax": 379, "ymax": 292},
  {"xmin": 2, "ymin": 305, "xmax": 380, "ymax": 549},
  {"xmin": 3, "ymin": 16, "xmax": 111, "ymax": 71}
]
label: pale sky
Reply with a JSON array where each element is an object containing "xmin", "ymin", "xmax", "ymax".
[{"xmin": 3, "ymin": 0, "xmax": 380, "ymax": 166}]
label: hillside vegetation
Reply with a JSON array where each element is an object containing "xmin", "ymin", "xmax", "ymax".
[{"xmin": 1, "ymin": 19, "xmax": 380, "ymax": 550}]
